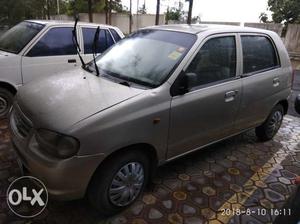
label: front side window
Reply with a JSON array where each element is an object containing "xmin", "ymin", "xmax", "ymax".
[
  {"xmin": 82, "ymin": 28, "xmax": 115, "ymax": 54},
  {"xmin": 27, "ymin": 27, "xmax": 76, "ymax": 57},
  {"xmin": 0, "ymin": 21, "xmax": 44, "ymax": 54},
  {"xmin": 93, "ymin": 29, "xmax": 197, "ymax": 88},
  {"xmin": 241, "ymin": 35, "xmax": 279, "ymax": 74},
  {"xmin": 186, "ymin": 36, "xmax": 237, "ymax": 89}
]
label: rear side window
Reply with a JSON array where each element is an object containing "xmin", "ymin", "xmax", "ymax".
[
  {"xmin": 241, "ymin": 35, "xmax": 279, "ymax": 74},
  {"xmin": 27, "ymin": 27, "xmax": 76, "ymax": 57},
  {"xmin": 83, "ymin": 28, "xmax": 115, "ymax": 54},
  {"xmin": 186, "ymin": 36, "xmax": 237, "ymax": 89},
  {"xmin": 109, "ymin": 28, "xmax": 122, "ymax": 42}
]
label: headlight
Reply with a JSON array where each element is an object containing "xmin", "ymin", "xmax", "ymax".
[{"xmin": 35, "ymin": 129, "xmax": 80, "ymax": 159}]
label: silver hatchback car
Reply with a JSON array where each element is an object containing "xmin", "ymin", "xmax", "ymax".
[{"xmin": 10, "ymin": 25, "xmax": 292, "ymax": 215}]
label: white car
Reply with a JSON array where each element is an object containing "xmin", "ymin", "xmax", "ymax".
[{"xmin": 0, "ymin": 20, "xmax": 124, "ymax": 117}]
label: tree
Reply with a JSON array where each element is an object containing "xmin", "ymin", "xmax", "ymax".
[
  {"xmin": 165, "ymin": 7, "xmax": 183, "ymax": 22},
  {"xmin": 0, "ymin": 0, "xmax": 67, "ymax": 26},
  {"xmin": 259, "ymin": 12, "xmax": 269, "ymax": 23},
  {"xmin": 88, "ymin": 0, "xmax": 93, "ymax": 22},
  {"xmin": 268, "ymin": 0, "xmax": 300, "ymax": 24},
  {"xmin": 187, "ymin": 0, "xmax": 193, "ymax": 24},
  {"xmin": 155, "ymin": 0, "xmax": 160, "ymax": 25},
  {"xmin": 138, "ymin": 4, "xmax": 147, "ymax": 14}
]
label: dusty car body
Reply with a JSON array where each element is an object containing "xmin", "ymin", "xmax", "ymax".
[{"xmin": 10, "ymin": 24, "xmax": 292, "ymax": 215}]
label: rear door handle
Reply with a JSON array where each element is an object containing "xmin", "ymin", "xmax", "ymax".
[
  {"xmin": 273, "ymin": 77, "xmax": 280, "ymax": 87},
  {"xmin": 225, "ymin": 90, "xmax": 238, "ymax": 102},
  {"xmin": 68, "ymin": 59, "xmax": 77, "ymax": 63}
]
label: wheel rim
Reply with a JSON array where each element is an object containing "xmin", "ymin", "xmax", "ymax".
[
  {"xmin": 109, "ymin": 162, "xmax": 144, "ymax": 207},
  {"xmin": 0, "ymin": 96, "xmax": 8, "ymax": 114},
  {"xmin": 266, "ymin": 110, "xmax": 283, "ymax": 137}
]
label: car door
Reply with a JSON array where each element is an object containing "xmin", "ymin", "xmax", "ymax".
[
  {"xmin": 234, "ymin": 34, "xmax": 282, "ymax": 132},
  {"xmin": 167, "ymin": 34, "xmax": 242, "ymax": 159},
  {"xmin": 81, "ymin": 27, "xmax": 116, "ymax": 63},
  {"xmin": 21, "ymin": 26, "xmax": 79, "ymax": 84}
]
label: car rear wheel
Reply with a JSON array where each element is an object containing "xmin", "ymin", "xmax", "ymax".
[
  {"xmin": 0, "ymin": 88, "xmax": 14, "ymax": 118},
  {"xmin": 87, "ymin": 149, "xmax": 150, "ymax": 216},
  {"xmin": 255, "ymin": 104, "xmax": 284, "ymax": 141}
]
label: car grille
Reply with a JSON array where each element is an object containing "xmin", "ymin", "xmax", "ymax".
[{"xmin": 10, "ymin": 108, "xmax": 32, "ymax": 139}]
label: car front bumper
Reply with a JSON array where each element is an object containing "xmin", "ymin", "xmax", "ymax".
[{"xmin": 9, "ymin": 106, "xmax": 105, "ymax": 200}]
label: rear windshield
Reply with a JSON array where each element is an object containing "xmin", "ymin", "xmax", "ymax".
[
  {"xmin": 0, "ymin": 21, "xmax": 45, "ymax": 54},
  {"xmin": 95, "ymin": 29, "xmax": 197, "ymax": 88}
]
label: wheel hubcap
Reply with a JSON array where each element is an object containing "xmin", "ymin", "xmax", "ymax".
[
  {"xmin": 267, "ymin": 110, "xmax": 283, "ymax": 136},
  {"xmin": 0, "ymin": 96, "xmax": 8, "ymax": 114},
  {"xmin": 109, "ymin": 162, "xmax": 144, "ymax": 206}
]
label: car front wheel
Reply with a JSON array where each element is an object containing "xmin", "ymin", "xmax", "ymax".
[
  {"xmin": 87, "ymin": 149, "xmax": 150, "ymax": 216},
  {"xmin": 255, "ymin": 104, "xmax": 284, "ymax": 141}
]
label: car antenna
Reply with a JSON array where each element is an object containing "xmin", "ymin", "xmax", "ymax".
[
  {"xmin": 72, "ymin": 15, "xmax": 86, "ymax": 68},
  {"xmin": 93, "ymin": 26, "xmax": 100, "ymax": 76}
]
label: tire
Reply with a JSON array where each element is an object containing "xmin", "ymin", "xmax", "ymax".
[
  {"xmin": 295, "ymin": 94, "xmax": 300, "ymax": 115},
  {"xmin": 255, "ymin": 104, "xmax": 284, "ymax": 141},
  {"xmin": 87, "ymin": 149, "xmax": 150, "ymax": 216},
  {"xmin": 0, "ymin": 88, "xmax": 14, "ymax": 118}
]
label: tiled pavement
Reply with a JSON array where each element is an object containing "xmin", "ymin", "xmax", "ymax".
[{"xmin": 0, "ymin": 116, "xmax": 300, "ymax": 224}]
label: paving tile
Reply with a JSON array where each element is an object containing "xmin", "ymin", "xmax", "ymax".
[{"xmin": 1, "ymin": 117, "xmax": 300, "ymax": 223}]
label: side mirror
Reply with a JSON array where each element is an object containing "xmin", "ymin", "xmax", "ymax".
[{"xmin": 171, "ymin": 71, "xmax": 197, "ymax": 96}]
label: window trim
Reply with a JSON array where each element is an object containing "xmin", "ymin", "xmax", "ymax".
[
  {"xmin": 238, "ymin": 33, "xmax": 281, "ymax": 77},
  {"xmin": 81, "ymin": 27, "xmax": 116, "ymax": 55},
  {"xmin": 24, "ymin": 25, "xmax": 78, "ymax": 57},
  {"xmin": 172, "ymin": 33, "xmax": 240, "ymax": 94}
]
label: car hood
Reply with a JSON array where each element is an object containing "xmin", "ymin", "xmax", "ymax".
[{"xmin": 17, "ymin": 68, "xmax": 144, "ymax": 131}]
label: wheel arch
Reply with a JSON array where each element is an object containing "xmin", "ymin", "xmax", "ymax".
[
  {"xmin": 277, "ymin": 99, "xmax": 288, "ymax": 115},
  {"xmin": 0, "ymin": 81, "xmax": 18, "ymax": 95},
  {"xmin": 86, "ymin": 143, "xmax": 158, "ymax": 194}
]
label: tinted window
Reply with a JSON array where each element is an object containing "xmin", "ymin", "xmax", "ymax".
[
  {"xmin": 0, "ymin": 22, "xmax": 44, "ymax": 54},
  {"xmin": 242, "ymin": 36, "xmax": 279, "ymax": 74},
  {"xmin": 27, "ymin": 27, "xmax": 76, "ymax": 57},
  {"xmin": 83, "ymin": 28, "xmax": 115, "ymax": 54},
  {"xmin": 109, "ymin": 28, "xmax": 122, "ymax": 42},
  {"xmin": 186, "ymin": 36, "xmax": 236, "ymax": 89}
]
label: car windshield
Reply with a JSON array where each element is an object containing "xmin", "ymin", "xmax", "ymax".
[
  {"xmin": 0, "ymin": 21, "xmax": 44, "ymax": 54},
  {"xmin": 94, "ymin": 29, "xmax": 197, "ymax": 88}
]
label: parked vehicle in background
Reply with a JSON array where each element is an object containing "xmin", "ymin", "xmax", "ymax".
[
  {"xmin": 10, "ymin": 25, "xmax": 292, "ymax": 215},
  {"xmin": 0, "ymin": 20, "xmax": 124, "ymax": 117}
]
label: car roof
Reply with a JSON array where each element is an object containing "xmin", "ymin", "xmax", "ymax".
[
  {"xmin": 25, "ymin": 20, "xmax": 118, "ymax": 29},
  {"xmin": 146, "ymin": 24, "xmax": 275, "ymax": 35}
]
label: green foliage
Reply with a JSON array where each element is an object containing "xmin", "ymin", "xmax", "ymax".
[
  {"xmin": 259, "ymin": 12, "xmax": 269, "ymax": 23},
  {"xmin": 165, "ymin": 7, "xmax": 184, "ymax": 21},
  {"xmin": 268, "ymin": 0, "xmax": 300, "ymax": 24},
  {"xmin": 0, "ymin": 0, "xmax": 67, "ymax": 26},
  {"xmin": 138, "ymin": 4, "xmax": 147, "ymax": 14}
]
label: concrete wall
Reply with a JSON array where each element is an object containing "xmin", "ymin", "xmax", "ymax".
[
  {"xmin": 200, "ymin": 21, "xmax": 241, "ymax": 26},
  {"xmin": 285, "ymin": 24, "xmax": 300, "ymax": 59},
  {"xmin": 244, "ymin": 23, "xmax": 283, "ymax": 36},
  {"xmin": 51, "ymin": 13, "xmax": 165, "ymax": 34}
]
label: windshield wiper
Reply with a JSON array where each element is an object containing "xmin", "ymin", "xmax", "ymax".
[
  {"xmin": 93, "ymin": 26, "xmax": 100, "ymax": 76},
  {"xmin": 72, "ymin": 16, "xmax": 86, "ymax": 68}
]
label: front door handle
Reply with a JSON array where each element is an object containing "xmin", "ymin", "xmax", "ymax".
[
  {"xmin": 273, "ymin": 77, "xmax": 280, "ymax": 87},
  {"xmin": 68, "ymin": 59, "xmax": 77, "ymax": 63},
  {"xmin": 225, "ymin": 90, "xmax": 238, "ymax": 102}
]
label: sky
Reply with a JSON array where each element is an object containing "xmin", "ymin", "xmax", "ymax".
[{"xmin": 121, "ymin": 0, "xmax": 272, "ymax": 23}]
